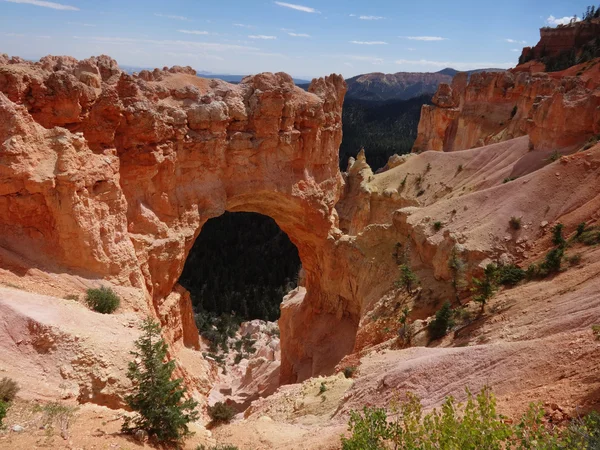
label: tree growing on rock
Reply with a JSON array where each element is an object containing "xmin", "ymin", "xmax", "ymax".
[
  {"xmin": 123, "ymin": 317, "xmax": 198, "ymax": 445},
  {"xmin": 472, "ymin": 263, "xmax": 499, "ymax": 313},
  {"xmin": 448, "ymin": 246, "xmax": 467, "ymax": 301}
]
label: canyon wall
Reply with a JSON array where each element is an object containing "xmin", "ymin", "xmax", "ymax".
[
  {"xmin": 413, "ymin": 66, "xmax": 600, "ymax": 153},
  {"xmin": 0, "ymin": 54, "xmax": 355, "ymax": 385}
]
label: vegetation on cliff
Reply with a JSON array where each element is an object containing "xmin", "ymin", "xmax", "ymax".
[
  {"xmin": 340, "ymin": 95, "xmax": 432, "ymax": 171},
  {"xmin": 123, "ymin": 318, "xmax": 199, "ymax": 444}
]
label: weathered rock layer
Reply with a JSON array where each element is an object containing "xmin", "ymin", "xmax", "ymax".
[{"xmin": 0, "ymin": 54, "xmax": 351, "ymax": 385}]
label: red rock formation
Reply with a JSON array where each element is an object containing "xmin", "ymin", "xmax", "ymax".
[
  {"xmin": 0, "ymin": 54, "xmax": 349, "ymax": 385},
  {"xmin": 413, "ymin": 66, "xmax": 600, "ymax": 153},
  {"xmin": 520, "ymin": 19, "xmax": 600, "ymax": 62}
]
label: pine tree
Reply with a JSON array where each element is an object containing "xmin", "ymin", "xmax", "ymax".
[
  {"xmin": 448, "ymin": 245, "xmax": 467, "ymax": 302},
  {"xmin": 472, "ymin": 264, "xmax": 499, "ymax": 312},
  {"xmin": 123, "ymin": 317, "xmax": 199, "ymax": 444}
]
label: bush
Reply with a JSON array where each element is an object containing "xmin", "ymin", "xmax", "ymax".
[
  {"xmin": 510, "ymin": 105, "xmax": 517, "ymax": 118},
  {"xmin": 207, "ymin": 402, "xmax": 236, "ymax": 424},
  {"xmin": 547, "ymin": 150, "xmax": 561, "ymax": 162},
  {"xmin": 395, "ymin": 264, "xmax": 419, "ymax": 294},
  {"xmin": 433, "ymin": 221, "xmax": 442, "ymax": 231},
  {"xmin": 472, "ymin": 263, "xmax": 499, "ymax": 312},
  {"xmin": 0, "ymin": 377, "xmax": 19, "ymax": 403},
  {"xmin": 341, "ymin": 386, "xmax": 562, "ymax": 449},
  {"xmin": 123, "ymin": 318, "xmax": 199, "ymax": 444},
  {"xmin": 576, "ymin": 222, "xmax": 586, "ymax": 237},
  {"xmin": 540, "ymin": 247, "xmax": 564, "ymax": 275},
  {"xmin": 563, "ymin": 411, "xmax": 600, "ymax": 448},
  {"xmin": 85, "ymin": 287, "xmax": 120, "ymax": 314},
  {"xmin": 0, "ymin": 400, "xmax": 7, "ymax": 427},
  {"xmin": 429, "ymin": 301, "xmax": 454, "ymax": 340},
  {"xmin": 552, "ymin": 223, "xmax": 565, "ymax": 247},
  {"xmin": 509, "ymin": 216, "xmax": 522, "ymax": 230},
  {"xmin": 497, "ymin": 264, "xmax": 526, "ymax": 286}
]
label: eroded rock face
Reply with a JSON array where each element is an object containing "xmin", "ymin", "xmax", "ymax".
[
  {"xmin": 0, "ymin": 54, "xmax": 349, "ymax": 385},
  {"xmin": 413, "ymin": 67, "xmax": 600, "ymax": 153}
]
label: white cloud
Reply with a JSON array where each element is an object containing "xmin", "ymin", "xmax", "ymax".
[
  {"xmin": 402, "ymin": 36, "xmax": 447, "ymax": 41},
  {"xmin": 359, "ymin": 15, "xmax": 384, "ymax": 20},
  {"xmin": 546, "ymin": 15, "xmax": 579, "ymax": 26},
  {"xmin": 178, "ymin": 30, "xmax": 209, "ymax": 35},
  {"xmin": 4, "ymin": 0, "xmax": 78, "ymax": 10},
  {"xmin": 395, "ymin": 58, "xmax": 513, "ymax": 70},
  {"xmin": 350, "ymin": 40, "xmax": 388, "ymax": 45},
  {"xmin": 249, "ymin": 35, "xmax": 277, "ymax": 40},
  {"xmin": 344, "ymin": 62, "xmax": 354, "ymax": 67},
  {"xmin": 288, "ymin": 32, "xmax": 310, "ymax": 37},
  {"xmin": 349, "ymin": 13, "xmax": 356, "ymax": 17},
  {"xmin": 406, "ymin": 47, "xmax": 416, "ymax": 51},
  {"xmin": 233, "ymin": 23, "xmax": 255, "ymax": 28},
  {"xmin": 72, "ymin": 36, "xmax": 259, "ymax": 53},
  {"xmin": 274, "ymin": 2, "xmax": 319, "ymax": 13},
  {"xmin": 505, "ymin": 38, "xmax": 526, "ymax": 44},
  {"xmin": 511, "ymin": 48, "xmax": 520, "ymax": 52},
  {"xmin": 154, "ymin": 13, "xmax": 189, "ymax": 21}
]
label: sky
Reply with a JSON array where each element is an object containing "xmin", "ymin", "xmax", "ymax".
[{"xmin": 0, "ymin": 0, "xmax": 591, "ymax": 79}]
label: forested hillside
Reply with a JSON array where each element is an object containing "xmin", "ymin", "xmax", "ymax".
[{"xmin": 340, "ymin": 94, "xmax": 433, "ymax": 170}]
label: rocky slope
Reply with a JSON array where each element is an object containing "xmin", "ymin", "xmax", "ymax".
[{"xmin": 1, "ymin": 50, "xmax": 600, "ymax": 450}]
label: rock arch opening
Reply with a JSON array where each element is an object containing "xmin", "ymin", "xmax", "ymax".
[{"xmin": 179, "ymin": 211, "xmax": 301, "ymax": 325}]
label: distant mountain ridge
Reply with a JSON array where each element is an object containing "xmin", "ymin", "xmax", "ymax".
[
  {"xmin": 120, "ymin": 65, "xmax": 311, "ymax": 85},
  {"xmin": 345, "ymin": 68, "xmax": 506, "ymax": 102}
]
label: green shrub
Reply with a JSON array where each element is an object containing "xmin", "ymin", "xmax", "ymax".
[
  {"xmin": 343, "ymin": 366, "xmax": 357, "ymax": 379},
  {"xmin": 497, "ymin": 264, "xmax": 525, "ymax": 286},
  {"xmin": 395, "ymin": 264, "xmax": 419, "ymax": 294},
  {"xmin": 540, "ymin": 247, "xmax": 564, "ymax": 275},
  {"xmin": 433, "ymin": 221, "xmax": 442, "ymax": 231},
  {"xmin": 234, "ymin": 353, "xmax": 243, "ymax": 365},
  {"xmin": 0, "ymin": 400, "xmax": 7, "ymax": 427},
  {"xmin": 503, "ymin": 177, "xmax": 516, "ymax": 183},
  {"xmin": 123, "ymin": 318, "xmax": 199, "ymax": 444},
  {"xmin": 576, "ymin": 222, "xmax": 586, "ymax": 237},
  {"xmin": 563, "ymin": 411, "xmax": 600, "ymax": 449},
  {"xmin": 341, "ymin": 386, "xmax": 562, "ymax": 449},
  {"xmin": 429, "ymin": 301, "xmax": 454, "ymax": 340},
  {"xmin": 457, "ymin": 164, "xmax": 463, "ymax": 172},
  {"xmin": 85, "ymin": 287, "xmax": 120, "ymax": 314},
  {"xmin": 472, "ymin": 263, "xmax": 499, "ymax": 312},
  {"xmin": 448, "ymin": 246, "xmax": 467, "ymax": 301},
  {"xmin": 547, "ymin": 150, "xmax": 561, "ymax": 162},
  {"xmin": 0, "ymin": 377, "xmax": 19, "ymax": 403},
  {"xmin": 509, "ymin": 216, "xmax": 522, "ymax": 230},
  {"xmin": 578, "ymin": 227, "xmax": 600, "ymax": 246},
  {"xmin": 207, "ymin": 402, "xmax": 236, "ymax": 424},
  {"xmin": 552, "ymin": 223, "xmax": 565, "ymax": 247}
]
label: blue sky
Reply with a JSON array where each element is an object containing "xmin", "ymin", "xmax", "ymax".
[{"xmin": 0, "ymin": 0, "xmax": 590, "ymax": 79}]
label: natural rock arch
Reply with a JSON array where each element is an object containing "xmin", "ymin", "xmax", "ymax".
[{"xmin": 0, "ymin": 55, "xmax": 361, "ymax": 384}]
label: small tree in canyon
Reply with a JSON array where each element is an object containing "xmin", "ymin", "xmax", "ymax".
[
  {"xmin": 123, "ymin": 317, "xmax": 198, "ymax": 444},
  {"xmin": 448, "ymin": 245, "xmax": 467, "ymax": 301}
]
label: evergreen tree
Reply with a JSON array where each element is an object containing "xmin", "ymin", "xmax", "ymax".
[
  {"xmin": 397, "ymin": 264, "xmax": 419, "ymax": 294},
  {"xmin": 123, "ymin": 318, "xmax": 199, "ymax": 444},
  {"xmin": 429, "ymin": 301, "xmax": 454, "ymax": 340},
  {"xmin": 472, "ymin": 264, "xmax": 499, "ymax": 313},
  {"xmin": 448, "ymin": 245, "xmax": 467, "ymax": 301}
]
